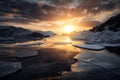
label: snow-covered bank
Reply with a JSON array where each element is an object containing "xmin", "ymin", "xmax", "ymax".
[
  {"xmin": 72, "ymin": 30, "xmax": 120, "ymax": 43},
  {"xmin": 72, "ymin": 14, "xmax": 120, "ymax": 43},
  {"xmin": 73, "ymin": 44, "xmax": 105, "ymax": 51},
  {"xmin": 71, "ymin": 14, "xmax": 120, "ymax": 54}
]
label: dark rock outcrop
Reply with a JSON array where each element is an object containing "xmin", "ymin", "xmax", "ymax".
[
  {"xmin": 91, "ymin": 14, "xmax": 120, "ymax": 32},
  {"xmin": 0, "ymin": 26, "xmax": 48, "ymax": 42},
  {"xmin": 89, "ymin": 13, "xmax": 120, "ymax": 54},
  {"xmin": 106, "ymin": 46, "xmax": 120, "ymax": 54}
]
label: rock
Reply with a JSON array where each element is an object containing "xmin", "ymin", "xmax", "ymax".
[
  {"xmin": 106, "ymin": 46, "xmax": 120, "ymax": 54},
  {"xmin": 0, "ymin": 26, "xmax": 52, "ymax": 43},
  {"xmin": 26, "ymin": 32, "xmax": 45, "ymax": 38},
  {"xmin": 0, "ymin": 61, "xmax": 22, "ymax": 78},
  {"xmin": 72, "ymin": 30, "xmax": 120, "ymax": 43},
  {"xmin": 91, "ymin": 14, "xmax": 120, "ymax": 32},
  {"xmin": 72, "ymin": 14, "xmax": 120, "ymax": 43}
]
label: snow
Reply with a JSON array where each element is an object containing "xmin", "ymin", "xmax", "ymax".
[
  {"xmin": 0, "ymin": 61, "xmax": 22, "ymax": 78},
  {"xmin": 72, "ymin": 30, "xmax": 120, "ymax": 43},
  {"xmin": 15, "ymin": 49, "xmax": 38, "ymax": 58},
  {"xmin": 40, "ymin": 31, "xmax": 56, "ymax": 36},
  {"xmin": 0, "ymin": 26, "xmax": 56, "ymax": 42},
  {"xmin": 93, "ymin": 62, "xmax": 117, "ymax": 69},
  {"xmin": 73, "ymin": 44, "xmax": 105, "ymax": 50}
]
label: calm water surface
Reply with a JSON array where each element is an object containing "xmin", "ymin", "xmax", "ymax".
[{"xmin": 1, "ymin": 35, "xmax": 120, "ymax": 80}]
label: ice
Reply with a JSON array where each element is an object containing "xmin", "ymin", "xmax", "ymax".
[
  {"xmin": 93, "ymin": 62, "xmax": 117, "ymax": 69},
  {"xmin": 0, "ymin": 61, "xmax": 22, "ymax": 78},
  {"xmin": 15, "ymin": 41, "xmax": 44, "ymax": 46},
  {"xmin": 40, "ymin": 31, "xmax": 56, "ymax": 36},
  {"xmin": 15, "ymin": 49, "xmax": 38, "ymax": 58},
  {"xmin": 71, "ymin": 51, "xmax": 120, "ymax": 74},
  {"xmin": 73, "ymin": 44, "xmax": 105, "ymax": 50},
  {"xmin": 55, "ymin": 42, "xmax": 72, "ymax": 45},
  {"xmin": 99, "ymin": 43, "xmax": 120, "ymax": 47},
  {"xmin": 72, "ymin": 30, "xmax": 120, "ymax": 43}
]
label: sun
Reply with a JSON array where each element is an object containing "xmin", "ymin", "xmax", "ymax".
[{"xmin": 64, "ymin": 25, "xmax": 75, "ymax": 33}]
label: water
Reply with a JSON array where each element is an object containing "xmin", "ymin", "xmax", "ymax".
[
  {"xmin": 1, "ymin": 35, "xmax": 120, "ymax": 80},
  {"xmin": 0, "ymin": 35, "xmax": 83, "ymax": 80}
]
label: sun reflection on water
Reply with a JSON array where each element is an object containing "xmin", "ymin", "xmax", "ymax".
[
  {"xmin": 66, "ymin": 37, "xmax": 72, "ymax": 43},
  {"xmin": 40, "ymin": 36, "xmax": 83, "ymax": 53}
]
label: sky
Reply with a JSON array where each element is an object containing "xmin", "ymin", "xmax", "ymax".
[{"xmin": 0, "ymin": 0, "xmax": 120, "ymax": 34}]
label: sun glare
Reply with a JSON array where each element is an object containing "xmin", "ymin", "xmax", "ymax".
[{"xmin": 64, "ymin": 25, "xmax": 75, "ymax": 33}]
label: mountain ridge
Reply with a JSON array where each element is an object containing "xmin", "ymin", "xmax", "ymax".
[
  {"xmin": 0, "ymin": 25, "xmax": 56, "ymax": 43},
  {"xmin": 90, "ymin": 14, "xmax": 120, "ymax": 32}
]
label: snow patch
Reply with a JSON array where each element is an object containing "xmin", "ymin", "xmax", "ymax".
[
  {"xmin": 94, "ymin": 62, "xmax": 117, "ymax": 69},
  {"xmin": 72, "ymin": 30, "xmax": 120, "ymax": 43},
  {"xmin": 40, "ymin": 31, "xmax": 56, "ymax": 36},
  {"xmin": 73, "ymin": 44, "xmax": 105, "ymax": 50}
]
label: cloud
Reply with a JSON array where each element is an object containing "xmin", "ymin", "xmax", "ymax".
[
  {"xmin": 75, "ymin": 0, "xmax": 120, "ymax": 14},
  {"xmin": 38, "ymin": 0, "xmax": 120, "ymax": 14},
  {"xmin": 0, "ymin": 0, "xmax": 120, "ymax": 24},
  {"xmin": 0, "ymin": 0, "xmax": 56, "ymax": 23}
]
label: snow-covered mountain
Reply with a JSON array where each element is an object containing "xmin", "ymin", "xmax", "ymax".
[
  {"xmin": 40, "ymin": 31, "xmax": 56, "ymax": 36},
  {"xmin": 0, "ymin": 26, "xmax": 55, "ymax": 42},
  {"xmin": 90, "ymin": 14, "xmax": 120, "ymax": 32},
  {"xmin": 72, "ymin": 14, "xmax": 120, "ymax": 43}
]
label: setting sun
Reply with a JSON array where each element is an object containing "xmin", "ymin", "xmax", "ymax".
[{"xmin": 64, "ymin": 25, "xmax": 75, "ymax": 33}]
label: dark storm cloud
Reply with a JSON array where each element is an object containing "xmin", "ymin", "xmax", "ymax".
[
  {"xmin": 0, "ymin": 0, "xmax": 56, "ymax": 23},
  {"xmin": 0, "ymin": 0, "xmax": 120, "ymax": 23},
  {"xmin": 43, "ymin": 0, "xmax": 120, "ymax": 14},
  {"xmin": 48, "ymin": 0, "xmax": 74, "ymax": 5},
  {"xmin": 75, "ymin": 0, "xmax": 120, "ymax": 14}
]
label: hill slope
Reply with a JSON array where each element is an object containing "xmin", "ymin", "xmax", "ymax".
[
  {"xmin": 72, "ymin": 14, "xmax": 120, "ymax": 43},
  {"xmin": 0, "ymin": 26, "xmax": 55, "ymax": 43}
]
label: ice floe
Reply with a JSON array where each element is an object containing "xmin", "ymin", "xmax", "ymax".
[
  {"xmin": 73, "ymin": 44, "xmax": 105, "ymax": 50},
  {"xmin": 15, "ymin": 49, "xmax": 38, "ymax": 58},
  {"xmin": 55, "ymin": 42, "xmax": 72, "ymax": 45},
  {"xmin": 0, "ymin": 61, "xmax": 22, "ymax": 78},
  {"xmin": 15, "ymin": 41, "xmax": 44, "ymax": 46}
]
